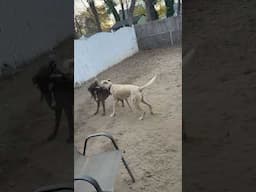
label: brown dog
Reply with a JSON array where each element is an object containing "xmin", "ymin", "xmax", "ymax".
[
  {"xmin": 33, "ymin": 59, "xmax": 74, "ymax": 143},
  {"xmin": 88, "ymin": 79, "xmax": 124, "ymax": 115}
]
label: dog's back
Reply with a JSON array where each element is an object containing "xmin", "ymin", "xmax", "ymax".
[{"xmin": 111, "ymin": 84, "xmax": 136, "ymax": 98}]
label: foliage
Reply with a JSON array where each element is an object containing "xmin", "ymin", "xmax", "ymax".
[
  {"xmin": 133, "ymin": 0, "xmax": 168, "ymax": 18},
  {"xmin": 104, "ymin": 0, "xmax": 121, "ymax": 22},
  {"xmin": 133, "ymin": 4, "xmax": 146, "ymax": 16},
  {"xmin": 144, "ymin": 0, "xmax": 159, "ymax": 20},
  {"xmin": 88, "ymin": 0, "xmax": 102, "ymax": 32},
  {"xmin": 74, "ymin": 5, "xmax": 112, "ymax": 37},
  {"xmin": 74, "ymin": 0, "xmax": 177, "ymax": 38},
  {"xmin": 97, "ymin": 5, "xmax": 113, "ymax": 30},
  {"xmin": 165, "ymin": 0, "xmax": 174, "ymax": 17},
  {"xmin": 105, "ymin": 0, "xmax": 117, "ymax": 14},
  {"xmin": 155, "ymin": 0, "xmax": 166, "ymax": 18}
]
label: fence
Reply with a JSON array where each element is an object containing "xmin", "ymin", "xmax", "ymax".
[
  {"xmin": 0, "ymin": 0, "xmax": 73, "ymax": 70},
  {"xmin": 134, "ymin": 16, "xmax": 182, "ymax": 50},
  {"xmin": 74, "ymin": 26, "xmax": 138, "ymax": 85}
]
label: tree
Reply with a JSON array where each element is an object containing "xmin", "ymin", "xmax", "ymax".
[
  {"xmin": 177, "ymin": 0, "xmax": 181, "ymax": 16},
  {"xmin": 133, "ymin": 4, "xmax": 146, "ymax": 16},
  {"xmin": 144, "ymin": 0, "xmax": 158, "ymax": 21},
  {"xmin": 75, "ymin": 5, "xmax": 112, "ymax": 37},
  {"xmin": 164, "ymin": 0, "xmax": 174, "ymax": 17},
  {"xmin": 119, "ymin": 0, "xmax": 126, "ymax": 20},
  {"xmin": 97, "ymin": 5, "xmax": 113, "ymax": 30},
  {"xmin": 76, "ymin": 11, "xmax": 98, "ymax": 35},
  {"xmin": 157, "ymin": 2, "xmax": 166, "ymax": 18},
  {"xmin": 88, "ymin": 0, "xmax": 102, "ymax": 32},
  {"xmin": 127, "ymin": 0, "xmax": 137, "ymax": 25},
  {"xmin": 74, "ymin": 16, "xmax": 83, "ymax": 37},
  {"xmin": 104, "ymin": 0, "xmax": 121, "ymax": 22}
]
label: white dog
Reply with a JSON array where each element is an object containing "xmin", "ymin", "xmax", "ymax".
[{"xmin": 101, "ymin": 75, "xmax": 157, "ymax": 120}]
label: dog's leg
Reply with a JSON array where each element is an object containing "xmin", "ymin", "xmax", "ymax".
[
  {"xmin": 134, "ymin": 98, "xmax": 145, "ymax": 120},
  {"xmin": 121, "ymin": 99, "xmax": 125, "ymax": 107},
  {"xmin": 102, "ymin": 100, "xmax": 106, "ymax": 116},
  {"xmin": 141, "ymin": 96, "xmax": 154, "ymax": 115},
  {"xmin": 117, "ymin": 99, "xmax": 124, "ymax": 107},
  {"xmin": 94, "ymin": 100, "xmax": 100, "ymax": 115},
  {"xmin": 110, "ymin": 99, "xmax": 118, "ymax": 117},
  {"xmin": 64, "ymin": 106, "xmax": 74, "ymax": 143},
  {"xmin": 125, "ymin": 98, "xmax": 133, "ymax": 112},
  {"xmin": 48, "ymin": 108, "xmax": 62, "ymax": 141}
]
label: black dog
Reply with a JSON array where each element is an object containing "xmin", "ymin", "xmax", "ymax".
[
  {"xmin": 88, "ymin": 79, "xmax": 124, "ymax": 115},
  {"xmin": 32, "ymin": 60, "xmax": 74, "ymax": 143}
]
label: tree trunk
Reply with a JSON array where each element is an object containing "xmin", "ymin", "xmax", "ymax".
[
  {"xmin": 104, "ymin": 0, "xmax": 121, "ymax": 22},
  {"xmin": 177, "ymin": 0, "xmax": 181, "ymax": 16},
  {"xmin": 126, "ymin": 0, "xmax": 129, "ymax": 10},
  {"xmin": 119, "ymin": 0, "xmax": 126, "ymax": 20},
  {"xmin": 127, "ymin": 0, "xmax": 136, "ymax": 25},
  {"xmin": 165, "ymin": 0, "xmax": 174, "ymax": 17},
  {"xmin": 75, "ymin": 16, "xmax": 83, "ymax": 36},
  {"xmin": 144, "ymin": 0, "xmax": 158, "ymax": 21},
  {"xmin": 88, "ymin": 0, "xmax": 102, "ymax": 32}
]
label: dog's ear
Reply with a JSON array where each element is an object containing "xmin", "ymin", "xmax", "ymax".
[{"xmin": 94, "ymin": 78, "xmax": 99, "ymax": 84}]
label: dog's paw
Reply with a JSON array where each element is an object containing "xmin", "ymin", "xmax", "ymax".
[
  {"xmin": 139, "ymin": 112, "xmax": 146, "ymax": 120},
  {"xmin": 110, "ymin": 113, "xmax": 115, "ymax": 117}
]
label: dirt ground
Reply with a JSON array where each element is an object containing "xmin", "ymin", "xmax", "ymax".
[
  {"xmin": 74, "ymin": 48, "xmax": 182, "ymax": 192},
  {"xmin": 183, "ymin": 0, "xmax": 256, "ymax": 191},
  {"xmin": 0, "ymin": 38, "xmax": 74, "ymax": 192}
]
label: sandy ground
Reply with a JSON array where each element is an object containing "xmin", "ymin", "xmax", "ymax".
[
  {"xmin": 74, "ymin": 48, "xmax": 182, "ymax": 192},
  {"xmin": 0, "ymin": 39, "xmax": 74, "ymax": 192}
]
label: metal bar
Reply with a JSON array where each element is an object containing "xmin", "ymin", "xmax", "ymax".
[
  {"xmin": 121, "ymin": 157, "xmax": 136, "ymax": 183},
  {"xmin": 83, "ymin": 132, "xmax": 136, "ymax": 182},
  {"xmin": 83, "ymin": 132, "xmax": 119, "ymax": 155},
  {"xmin": 34, "ymin": 185, "xmax": 74, "ymax": 192},
  {"xmin": 75, "ymin": 176, "xmax": 103, "ymax": 192},
  {"xmin": 170, "ymin": 31, "xmax": 174, "ymax": 46},
  {"xmin": 38, "ymin": 188, "xmax": 73, "ymax": 192}
]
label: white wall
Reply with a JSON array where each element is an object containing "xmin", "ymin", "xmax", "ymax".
[
  {"xmin": 0, "ymin": 0, "xmax": 73, "ymax": 68},
  {"xmin": 74, "ymin": 27, "xmax": 139, "ymax": 84}
]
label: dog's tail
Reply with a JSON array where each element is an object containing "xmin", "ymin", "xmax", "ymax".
[{"xmin": 139, "ymin": 75, "xmax": 157, "ymax": 91}]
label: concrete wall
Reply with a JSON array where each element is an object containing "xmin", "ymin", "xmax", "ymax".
[
  {"xmin": 0, "ymin": 0, "xmax": 73, "ymax": 68},
  {"xmin": 74, "ymin": 26, "xmax": 139, "ymax": 85},
  {"xmin": 134, "ymin": 16, "xmax": 182, "ymax": 50}
]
